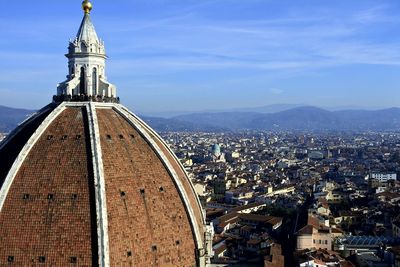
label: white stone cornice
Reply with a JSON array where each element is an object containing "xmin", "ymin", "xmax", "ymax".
[{"xmin": 86, "ymin": 102, "xmax": 110, "ymax": 267}]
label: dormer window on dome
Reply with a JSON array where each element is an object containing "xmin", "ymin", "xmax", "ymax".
[{"xmin": 55, "ymin": 1, "xmax": 118, "ymax": 103}]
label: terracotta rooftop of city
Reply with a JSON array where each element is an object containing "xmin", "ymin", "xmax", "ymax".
[{"xmin": 0, "ymin": 1, "xmax": 213, "ymax": 266}]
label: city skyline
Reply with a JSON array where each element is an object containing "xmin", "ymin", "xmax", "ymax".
[{"xmin": 1, "ymin": 0, "xmax": 399, "ymax": 112}]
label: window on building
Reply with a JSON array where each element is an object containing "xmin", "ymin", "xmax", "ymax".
[
  {"xmin": 92, "ymin": 68, "xmax": 97, "ymax": 95},
  {"xmin": 80, "ymin": 67, "xmax": 86, "ymax": 95}
]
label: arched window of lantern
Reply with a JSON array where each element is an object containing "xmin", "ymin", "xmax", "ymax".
[
  {"xmin": 92, "ymin": 67, "xmax": 97, "ymax": 96},
  {"xmin": 80, "ymin": 67, "xmax": 86, "ymax": 95}
]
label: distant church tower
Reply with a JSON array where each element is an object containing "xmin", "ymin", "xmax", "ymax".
[
  {"xmin": 0, "ymin": 1, "xmax": 214, "ymax": 266},
  {"xmin": 57, "ymin": 0, "xmax": 116, "ymax": 100}
]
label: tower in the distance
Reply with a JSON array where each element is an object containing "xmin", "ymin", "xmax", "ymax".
[{"xmin": 0, "ymin": 1, "xmax": 214, "ymax": 266}]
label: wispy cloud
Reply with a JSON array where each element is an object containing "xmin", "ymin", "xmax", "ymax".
[
  {"xmin": 99, "ymin": 3, "xmax": 400, "ymax": 76},
  {"xmin": 269, "ymin": 88, "xmax": 283, "ymax": 95}
]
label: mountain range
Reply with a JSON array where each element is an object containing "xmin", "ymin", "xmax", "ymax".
[
  {"xmin": 1, "ymin": 105, "xmax": 399, "ymax": 133},
  {"xmin": 170, "ymin": 106, "xmax": 400, "ymax": 132},
  {"xmin": 141, "ymin": 104, "xmax": 304, "ymax": 118}
]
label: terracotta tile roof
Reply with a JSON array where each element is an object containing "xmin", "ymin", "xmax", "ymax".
[
  {"xmin": 297, "ymin": 225, "xmax": 314, "ymax": 235},
  {"xmin": 376, "ymin": 191, "xmax": 400, "ymax": 200}
]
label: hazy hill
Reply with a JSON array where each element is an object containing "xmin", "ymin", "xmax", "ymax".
[
  {"xmin": 142, "ymin": 103, "xmax": 303, "ymax": 118},
  {"xmin": 140, "ymin": 116, "xmax": 228, "ymax": 132},
  {"xmin": 1, "ymin": 105, "xmax": 399, "ymax": 133},
  {"xmin": 173, "ymin": 106, "xmax": 400, "ymax": 132},
  {"xmin": 248, "ymin": 106, "xmax": 340, "ymax": 130},
  {"xmin": 0, "ymin": 106, "xmax": 34, "ymax": 133},
  {"xmin": 229, "ymin": 104, "xmax": 304, "ymax": 114},
  {"xmin": 173, "ymin": 112, "xmax": 264, "ymax": 130}
]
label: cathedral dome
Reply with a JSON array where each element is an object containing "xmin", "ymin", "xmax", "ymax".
[
  {"xmin": 0, "ymin": 3, "xmax": 213, "ymax": 267},
  {"xmin": 211, "ymin": 144, "xmax": 221, "ymax": 156}
]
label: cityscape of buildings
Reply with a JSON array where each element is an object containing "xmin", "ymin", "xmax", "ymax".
[
  {"xmin": 159, "ymin": 131, "xmax": 400, "ymax": 266},
  {"xmin": 1, "ymin": 129, "xmax": 399, "ymax": 266}
]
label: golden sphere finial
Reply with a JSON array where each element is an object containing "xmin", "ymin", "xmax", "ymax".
[{"xmin": 82, "ymin": 0, "xmax": 93, "ymax": 14}]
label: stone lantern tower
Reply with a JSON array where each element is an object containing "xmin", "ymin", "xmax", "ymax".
[{"xmin": 57, "ymin": 0, "xmax": 116, "ymax": 100}]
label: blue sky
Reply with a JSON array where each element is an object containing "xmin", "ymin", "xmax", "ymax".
[{"xmin": 0, "ymin": 0, "xmax": 399, "ymax": 113}]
